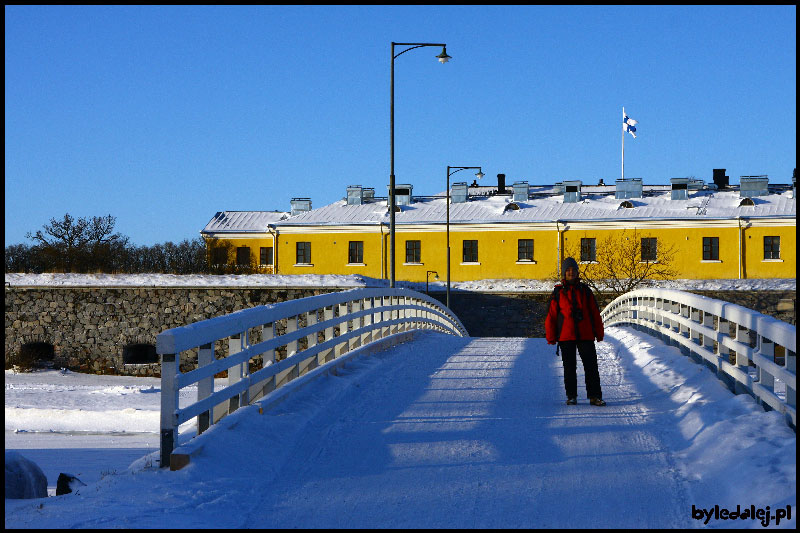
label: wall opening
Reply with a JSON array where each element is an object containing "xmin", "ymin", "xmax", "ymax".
[
  {"xmin": 16, "ymin": 342, "xmax": 55, "ymax": 369},
  {"xmin": 123, "ymin": 343, "xmax": 158, "ymax": 365}
]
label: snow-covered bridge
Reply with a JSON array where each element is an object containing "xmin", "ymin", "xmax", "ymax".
[{"xmin": 6, "ymin": 288, "xmax": 795, "ymax": 528}]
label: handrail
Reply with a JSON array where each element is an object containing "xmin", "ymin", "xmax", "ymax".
[
  {"xmin": 601, "ymin": 288, "xmax": 796, "ymax": 429},
  {"xmin": 157, "ymin": 288, "xmax": 467, "ymax": 469}
]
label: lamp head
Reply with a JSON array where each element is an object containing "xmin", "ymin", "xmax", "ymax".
[
  {"xmin": 436, "ymin": 46, "xmax": 451, "ymax": 64},
  {"xmin": 475, "ymin": 170, "xmax": 484, "ymax": 180}
]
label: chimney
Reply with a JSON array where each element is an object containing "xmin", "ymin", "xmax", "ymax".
[
  {"xmin": 387, "ymin": 184, "xmax": 414, "ymax": 205},
  {"xmin": 615, "ymin": 178, "xmax": 642, "ymax": 199},
  {"xmin": 452, "ymin": 182, "xmax": 468, "ymax": 203},
  {"xmin": 290, "ymin": 198, "xmax": 312, "ymax": 216},
  {"xmin": 712, "ymin": 169, "xmax": 729, "ymax": 189},
  {"xmin": 512, "ymin": 181, "xmax": 529, "ymax": 202},
  {"xmin": 563, "ymin": 180, "xmax": 582, "ymax": 203},
  {"xmin": 739, "ymin": 176, "xmax": 768, "ymax": 198},
  {"xmin": 346, "ymin": 185, "xmax": 363, "ymax": 205},
  {"xmin": 670, "ymin": 178, "xmax": 689, "ymax": 200},
  {"xmin": 497, "ymin": 174, "xmax": 506, "ymax": 194}
]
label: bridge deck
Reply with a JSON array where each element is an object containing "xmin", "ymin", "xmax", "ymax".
[
  {"xmin": 242, "ymin": 332, "xmax": 691, "ymax": 528},
  {"xmin": 6, "ymin": 330, "xmax": 795, "ymax": 529}
]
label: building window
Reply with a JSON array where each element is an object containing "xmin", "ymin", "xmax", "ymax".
[
  {"xmin": 641, "ymin": 238, "xmax": 657, "ymax": 262},
  {"xmin": 518, "ymin": 239, "xmax": 534, "ymax": 261},
  {"xmin": 764, "ymin": 236, "xmax": 780, "ymax": 259},
  {"xmin": 211, "ymin": 247, "xmax": 227, "ymax": 266},
  {"xmin": 702, "ymin": 237, "xmax": 719, "ymax": 260},
  {"xmin": 580, "ymin": 238, "xmax": 596, "ymax": 262},
  {"xmin": 260, "ymin": 247, "xmax": 273, "ymax": 266},
  {"xmin": 405, "ymin": 240, "xmax": 421, "ymax": 263},
  {"xmin": 348, "ymin": 241, "xmax": 364, "ymax": 264},
  {"xmin": 236, "ymin": 246, "xmax": 251, "ymax": 267},
  {"xmin": 296, "ymin": 242, "xmax": 311, "ymax": 264},
  {"xmin": 463, "ymin": 240, "xmax": 478, "ymax": 263}
]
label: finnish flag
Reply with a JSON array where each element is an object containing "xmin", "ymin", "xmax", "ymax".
[{"xmin": 623, "ymin": 108, "xmax": 637, "ymax": 138}]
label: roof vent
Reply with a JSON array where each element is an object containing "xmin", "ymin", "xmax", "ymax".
[
  {"xmin": 619, "ymin": 200, "xmax": 635, "ymax": 209},
  {"xmin": 363, "ymin": 187, "xmax": 375, "ymax": 201},
  {"xmin": 553, "ymin": 182, "xmax": 564, "ymax": 195},
  {"xmin": 689, "ymin": 178, "xmax": 705, "ymax": 190},
  {"xmin": 290, "ymin": 198, "xmax": 312, "ymax": 216},
  {"xmin": 504, "ymin": 202, "xmax": 520, "ymax": 211},
  {"xmin": 739, "ymin": 197, "xmax": 755, "ymax": 207},
  {"xmin": 512, "ymin": 181, "xmax": 529, "ymax": 202},
  {"xmin": 347, "ymin": 185, "xmax": 364, "ymax": 205},
  {"xmin": 615, "ymin": 178, "xmax": 642, "ymax": 199},
  {"xmin": 563, "ymin": 180, "xmax": 582, "ymax": 203},
  {"xmin": 452, "ymin": 182, "xmax": 468, "ymax": 204},
  {"xmin": 739, "ymin": 176, "xmax": 768, "ymax": 197},
  {"xmin": 670, "ymin": 178, "xmax": 689, "ymax": 200},
  {"xmin": 388, "ymin": 184, "xmax": 413, "ymax": 205}
]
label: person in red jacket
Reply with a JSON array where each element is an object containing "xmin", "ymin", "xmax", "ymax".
[{"xmin": 545, "ymin": 257, "xmax": 606, "ymax": 406}]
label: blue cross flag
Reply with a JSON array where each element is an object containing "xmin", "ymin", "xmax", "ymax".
[{"xmin": 623, "ymin": 108, "xmax": 637, "ymax": 138}]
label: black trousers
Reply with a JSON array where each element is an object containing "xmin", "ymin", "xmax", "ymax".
[{"xmin": 559, "ymin": 340, "xmax": 602, "ymax": 399}]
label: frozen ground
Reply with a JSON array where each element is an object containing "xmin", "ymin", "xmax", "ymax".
[{"xmin": 4, "ymin": 327, "xmax": 796, "ymax": 528}]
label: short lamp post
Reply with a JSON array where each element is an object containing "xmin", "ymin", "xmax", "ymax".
[
  {"xmin": 446, "ymin": 166, "xmax": 484, "ymax": 309},
  {"xmin": 390, "ymin": 42, "xmax": 451, "ymax": 288},
  {"xmin": 426, "ymin": 270, "xmax": 439, "ymax": 295}
]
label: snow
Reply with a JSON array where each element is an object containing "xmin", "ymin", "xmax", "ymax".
[
  {"xmin": 4, "ymin": 272, "xmax": 796, "ymax": 292},
  {"xmin": 5, "ymin": 327, "xmax": 796, "ymax": 528}
]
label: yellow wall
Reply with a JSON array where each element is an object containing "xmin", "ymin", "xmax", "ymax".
[
  {"xmin": 561, "ymin": 224, "xmax": 744, "ymax": 280},
  {"xmin": 205, "ymin": 219, "xmax": 795, "ymax": 281},
  {"xmin": 278, "ymin": 228, "xmax": 384, "ymax": 278},
  {"xmin": 743, "ymin": 223, "xmax": 797, "ymax": 279}
]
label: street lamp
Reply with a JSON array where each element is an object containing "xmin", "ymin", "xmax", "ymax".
[
  {"xmin": 426, "ymin": 270, "xmax": 439, "ymax": 295},
  {"xmin": 446, "ymin": 166, "xmax": 483, "ymax": 309},
  {"xmin": 390, "ymin": 42, "xmax": 450, "ymax": 288}
]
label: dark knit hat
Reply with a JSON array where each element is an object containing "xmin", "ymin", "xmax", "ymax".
[{"xmin": 562, "ymin": 257, "xmax": 579, "ymax": 278}]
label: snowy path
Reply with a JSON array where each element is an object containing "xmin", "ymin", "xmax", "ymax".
[
  {"xmin": 240, "ymin": 335, "xmax": 690, "ymax": 528},
  {"xmin": 5, "ymin": 329, "xmax": 795, "ymax": 528}
]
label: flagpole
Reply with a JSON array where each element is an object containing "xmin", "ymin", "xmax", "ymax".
[{"xmin": 621, "ymin": 107, "xmax": 625, "ymax": 180}]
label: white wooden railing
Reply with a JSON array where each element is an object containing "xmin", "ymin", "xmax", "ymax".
[
  {"xmin": 602, "ymin": 289, "xmax": 796, "ymax": 428},
  {"xmin": 157, "ymin": 288, "xmax": 467, "ymax": 469}
]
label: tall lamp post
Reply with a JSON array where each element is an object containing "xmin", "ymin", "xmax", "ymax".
[
  {"xmin": 446, "ymin": 166, "xmax": 483, "ymax": 309},
  {"xmin": 390, "ymin": 42, "xmax": 451, "ymax": 288}
]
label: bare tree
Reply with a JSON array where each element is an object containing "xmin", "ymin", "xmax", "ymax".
[
  {"xmin": 560, "ymin": 229, "xmax": 678, "ymax": 300},
  {"xmin": 25, "ymin": 213, "xmax": 90, "ymax": 272}
]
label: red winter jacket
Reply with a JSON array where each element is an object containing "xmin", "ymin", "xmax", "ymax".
[{"xmin": 545, "ymin": 281, "xmax": 604, "ymax": 344}]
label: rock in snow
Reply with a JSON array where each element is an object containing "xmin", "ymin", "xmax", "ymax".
[
  {"xmin": 56, "ymin": 473, "xmax": 87, "ymax": 496},
  {"xmin": 5, "ymin": 451, "xmax": 48, "ymax": 499}
]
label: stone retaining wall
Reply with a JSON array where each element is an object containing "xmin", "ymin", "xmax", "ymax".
[
  {"xmin": 5, "ymin": 286, "xmax": 794, "ymax": 376},
  {"xmin": 430, "ymin": 290, "xmax": 796, "ymax": 338},
  {"xmin": 4, "ymin": 286, "xmax": 343, "ymax": 376}
]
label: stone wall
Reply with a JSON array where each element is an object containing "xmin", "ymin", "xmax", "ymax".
[
  {"xmin": 431, "ymin": 290, "xmax": 796, "ymax": 338},
  {"xmin": 4, "ymin": 286, "xmax": 343, "ymax": 376},
  {"xmin": 5, "ymin": 286, "xmax": 794, "ymax": 376}
]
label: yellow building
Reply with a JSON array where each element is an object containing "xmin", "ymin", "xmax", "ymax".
[{"xmin": 201, "ymin": 172, "xmax": 796, "ymax": 282}]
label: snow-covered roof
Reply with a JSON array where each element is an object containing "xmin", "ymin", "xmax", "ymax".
[
  {"xmin": 278, "ymin": 187, "xmax": 795, "ymax": 226},
  {"xmin": 201, "ymin": 211, "xmax": 289, "ymax": 234}
]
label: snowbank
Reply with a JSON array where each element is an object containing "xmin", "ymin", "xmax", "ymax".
[{"xmin": 5, "ymin": 273, "xmax": 795, "ymax": 292}]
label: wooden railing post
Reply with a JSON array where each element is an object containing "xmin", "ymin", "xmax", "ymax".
[
  {"xmin": 159, "ymin": 352, "xmax": 178, "ymax": 469},
  {"xmin": 228, "ymin": 333, "xmax": 245, "ymax": 413},
  {"xmin": 197, "ymin": 343, "xmax": 213, "ymax": 434}
]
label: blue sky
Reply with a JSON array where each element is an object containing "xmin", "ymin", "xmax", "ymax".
[{"xmin": 5, "ymin": 5, "xmax": 796, "ymax": 246}]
